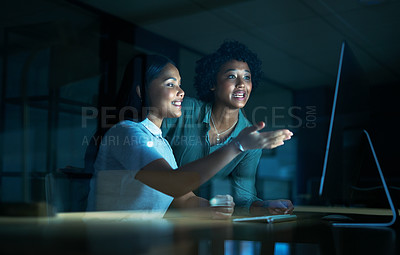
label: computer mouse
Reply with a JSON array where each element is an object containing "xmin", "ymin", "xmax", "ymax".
[{"xmin": 321, "ymin": 214, "xmax": 354, "ymax": 221}]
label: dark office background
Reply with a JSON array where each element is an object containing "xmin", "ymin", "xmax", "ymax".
[{"xmin": 1, "ymin": 0, "xmax": 399, "ymax": 210}]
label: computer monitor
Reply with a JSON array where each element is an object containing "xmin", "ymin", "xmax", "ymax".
[{"xmin": 318, "ymin": 41, "xmax": 398, "ymax": 227}]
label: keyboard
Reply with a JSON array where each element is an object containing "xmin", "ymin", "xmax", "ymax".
[{"xmin": 232, "ymin": 214, "xmax": 297, "ymax": 223}]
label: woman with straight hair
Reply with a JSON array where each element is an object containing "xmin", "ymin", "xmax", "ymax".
[{"xmin": 86, "ymin": 54, "xmax": 292, "ymax": 218}]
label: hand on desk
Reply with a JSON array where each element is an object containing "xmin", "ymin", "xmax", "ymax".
[
  {"xmin": 250, "ymin": 199, "xmax": 294, "ymax": 216},
  {"xmin": 209, "ymin": 195, "xmax": 235, "ymax": 219},
  {"xmin": 170, "ymin": 193, "xmax": 235, "ymax": 219}
]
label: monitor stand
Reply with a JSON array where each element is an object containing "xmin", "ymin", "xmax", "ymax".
[{"xmin": 333, "ymin": 130, "xmax": 398, "ymax": 227}]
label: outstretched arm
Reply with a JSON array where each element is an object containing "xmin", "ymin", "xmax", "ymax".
[{"xmin": 136, "ymin": 122, "xmax": 293, "ymax": 197}]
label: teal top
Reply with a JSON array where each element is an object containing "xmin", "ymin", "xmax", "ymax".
[{"xmin": 162, "ymin": 97, "xmax": 262, "ymax": 211}]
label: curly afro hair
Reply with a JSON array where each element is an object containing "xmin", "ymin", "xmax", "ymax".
[{"xmin": 194, "ymin": 40, "xmax": 263, "ymax": 102}]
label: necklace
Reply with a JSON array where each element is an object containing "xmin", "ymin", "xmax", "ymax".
[{"xmin": 210, "ymin": 113, "xmax": 238, "ymax": 144}]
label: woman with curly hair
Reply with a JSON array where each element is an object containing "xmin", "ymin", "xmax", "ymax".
[
  {"xmin": 162, "ymin": 41, "xmax": 294, "ymax": 215},
  {"xmin": 85, "ymin": 53, "xmax": 293, "ymax": 219}
]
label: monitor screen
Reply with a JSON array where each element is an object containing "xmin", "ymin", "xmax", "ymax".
[
  {"xmin": 318, "ymin": 41, "xmax": 375, "ymax": 207},
  {"xmin": 317, "ymin": 41, "xmax": 398, "ymax": 227}
]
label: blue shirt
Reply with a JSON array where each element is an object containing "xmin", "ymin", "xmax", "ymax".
[
  {"xmin": 162, "ymin": 97, "xmax": 262, "ymax": 210},
  {"xmin": 87, "ymin": 118, "xmax": 177, "ymax": 215}
]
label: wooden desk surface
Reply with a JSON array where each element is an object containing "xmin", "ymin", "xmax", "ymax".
[
  {"xmin": 294, "ymin": 205, "xmax": 398, "ymax": 216},
  {"xmin": 0, "ymin": 208, "xmax": 398, "ymax": 255}
]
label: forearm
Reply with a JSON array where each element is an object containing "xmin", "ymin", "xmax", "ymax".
[
  {"xmin": 168, "ymin": 192, "xmax": 213, "ymax": 218},
  {"xmin": 137, "ymin": 122, "xmax": 286, "ymax": 197},
  {"xmin": 171, "ymin": 192, "xmax": 210, "ymax": 208},
  {"xmin": 249, "ymin": 200, "xmax": 268, "ymax": 216},
  {"xmin": 136, "ymin": 141, "xmax": 241, "ymax": 197},
  {"xmin": 169, "ymin": 193, "xmax": 235, "ymax": 220},
  {"xmin": 178, "ymin": 141, "xmax": 241, "ymax": 189},
  {"xmin": 249, "ymin": 200, "xmax": 294, "ymax": 215},
  {"xmin": 184, "ymin": 195, "xmax": 210, "ymax": 208}
]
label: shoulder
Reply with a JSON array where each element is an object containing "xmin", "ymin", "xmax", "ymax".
[
  {"xmin": 107, "ymin": 120, "xmax": 148, "ymax": 138},
  {"xmin": 113, "ymin": 120, "xmax": 143, "ymax": 131},
  {"xmin": 181, "ymin": 97, "xmax": 206, "ymax": 112},
  {"xmin": 163, "ymin": 97, "xmax": 209, "ymax": 130},
  {"xmin": 103, "ymin": 121, "xmax": 159, "ymax": 154}
]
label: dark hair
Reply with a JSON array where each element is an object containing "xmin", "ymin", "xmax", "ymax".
[
  {"xmin": 87, "ymin": 54, "xmax": 176, "ymax": 157},
  {"xmin": 115, "ymin": 54, "xmax": 177, "ymax": 121},
  {"xmin": 194, "ymin": 40, "xmax": 263, "ymax": 102}
]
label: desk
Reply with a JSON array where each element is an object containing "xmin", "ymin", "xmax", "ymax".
[{"xmin": 0, "ymin": 208, "xmax": 398, "ymax": 255}]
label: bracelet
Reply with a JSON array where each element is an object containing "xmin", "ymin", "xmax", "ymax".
[{"xmin": 234, "ymin": 140, "xmax": 245, "ymax": 152}]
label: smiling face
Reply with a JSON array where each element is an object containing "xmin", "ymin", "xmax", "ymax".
[
  {"xmin": 212, "ymin": 60, "xmax": 252, "ymax": 110},
  {"xmin": 147, "ymin": 63, "xmax": 184, "ymax": 125}
]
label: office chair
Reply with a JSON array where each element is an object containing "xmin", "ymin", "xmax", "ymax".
[{"xmin": 45, "ymin": 166, "xmax": 92, "ymax": 215}]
